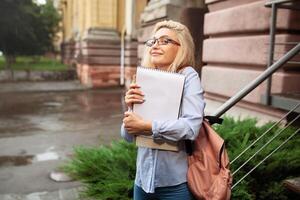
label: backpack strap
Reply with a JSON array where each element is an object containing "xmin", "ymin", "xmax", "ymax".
[
  {"xmin": 205, "ymin": 115, "xmax": 223, "ymax": 125},
  {"xmin": 185, "ymin": 116, "xmax": 223, "ymax": 155}
]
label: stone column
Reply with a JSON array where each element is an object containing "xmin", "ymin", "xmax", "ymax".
[
  {"xmin": 122, "ymin": 0, "xmax": 139, "ymax": 87},
  {"xmin": 75, "ymin": 0, "xmax": 121, "ymax": 88},
  {"xmin": 61, "ymin": 0, "xmax": 76, "ymax": 66}
]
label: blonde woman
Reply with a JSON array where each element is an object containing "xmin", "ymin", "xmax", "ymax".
[{"xmin": 121, "ymin": 20, "xmax": 205, "ymax": 200}]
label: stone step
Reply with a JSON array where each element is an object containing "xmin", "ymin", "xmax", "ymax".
[{"xmin": 283, "ymin": 177, "xmax": 300, "ymax": 194}]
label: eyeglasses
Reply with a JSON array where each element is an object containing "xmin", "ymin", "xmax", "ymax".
[{"xmin": 145, "ymin": 37, "xmax": 181, "ymax": 47}]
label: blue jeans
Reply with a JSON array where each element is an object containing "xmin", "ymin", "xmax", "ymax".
[{"xmin": 134, "ymin": 183, "xmax": 193, "ymax": 200}]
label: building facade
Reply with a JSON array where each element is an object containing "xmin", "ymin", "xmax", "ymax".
[
  {"xmin": 60, "ymin": 0, "xmax": 300, "ymax": 118},
  {"xmin": 60, "ymin": 0, "xmax": 147, "ymax": 87}
]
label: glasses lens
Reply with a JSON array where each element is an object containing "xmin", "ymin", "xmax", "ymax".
[
  {"xmin": 145, "ymin": 39, "xmax": 155, "ymax": 47},
  {"xmin": 159, "ymin": 38, "xmax": 170, "ymax": 45}
]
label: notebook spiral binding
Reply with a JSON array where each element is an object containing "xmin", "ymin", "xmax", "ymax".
[{"xmin": 137, "ymin": 66, "xmax": 185, "ymax": 77}]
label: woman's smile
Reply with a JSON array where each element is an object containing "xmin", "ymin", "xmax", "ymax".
[{"xmin": 150, "ymin": 51, "xmax": 163, "ymax": 56}]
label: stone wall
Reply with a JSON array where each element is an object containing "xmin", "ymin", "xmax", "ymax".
[
  {"xmin": 202, "ymin": 0, "xmax": 300, "ymax": 107},
  {"xmin": 74, "ymin": 29, "xmax": 138, "ymax": 88}
]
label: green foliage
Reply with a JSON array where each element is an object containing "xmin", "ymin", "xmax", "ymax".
[
  {"xmin": 63, "ymin": 117, "xmax": 299, "ymax": 200},
  {"xmin": 214, "ymin": 116, "xmax": 299, "ymax": 200},
  {"xmin": 62, "ymin": 140, "xmax": 137, "ymax": 200},
  {"xmin": 0, "ymin": 0, "xmax": 60, "ymax": 68},
  {"xmin": 0, "ymin": 56, "xmax": 67, "ymax": 71}
]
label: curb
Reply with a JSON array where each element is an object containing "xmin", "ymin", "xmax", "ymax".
[{"xmin": 0, "ymin": 81, "xmax": 90, "ymax": 93}]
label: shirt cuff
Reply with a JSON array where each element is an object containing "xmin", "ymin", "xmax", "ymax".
[{"xmin": 152, "ymin": 120, "xmax": 164, "ymax": 141}]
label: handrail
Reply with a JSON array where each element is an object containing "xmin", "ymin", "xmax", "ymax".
[
  {"xmin": 265, "ymin": 0, "xmax": 295, "ymax": 7},
  {"xmin": 232, "ymin": 127, "xmax": 300, "ymax": 189},
  {"xmin": 232, "ymin": 113, "xmax": 300, "ymax": 177},
  {"xmin": 265, "ymin": 2, "xmax": 277, "ymax": 105},
  {"xmin": 230, "ymin": 103, "xmax": 300, "ymax": 164},
  {"xmin": 213, "ymin": 43, "xmax": 300, "ymax": 118}
]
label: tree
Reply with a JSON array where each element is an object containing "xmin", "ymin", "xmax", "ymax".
[{"xmin": 0, "ymin": 0, "xmax": 60, "ymax": 76}]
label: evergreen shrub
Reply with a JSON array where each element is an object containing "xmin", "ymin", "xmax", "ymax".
[{"xmin": 63, "ymin": 117, "xmax": 299, "ymax": 200}]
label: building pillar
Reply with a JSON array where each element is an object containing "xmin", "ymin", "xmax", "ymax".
[
  {"xmin": 122, "ymin": 0, "xmax": 139, "ymax": 87},
  {"xmin": 75, "ymin": 0, "xmax": 121, "ymax": 88}
]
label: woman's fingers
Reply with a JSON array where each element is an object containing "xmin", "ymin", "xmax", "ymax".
[
  {"xmin": 127, "ymin": 94, "xmax": 144, "ymax": 101},
  {"xmin": 124, "ymin": 85, "xmax": 144, "ymax": 108},
  {"xmin": 125, "ymin": 93, "xmax": 145, "ymax": 107},
  {"xmin": 129, "ymin": 83, "xmax": 140, "ymax": 89},
  {"xmin": 126, "ymin": 88, "xmax": 144, "ymax": 96}
]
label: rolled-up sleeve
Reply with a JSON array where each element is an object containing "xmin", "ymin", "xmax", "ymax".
[{"xmin": 152, "ymin": 67, "xmax": 205, "ymax": 142}]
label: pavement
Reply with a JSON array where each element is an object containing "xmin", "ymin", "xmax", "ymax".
[
  {"xmin": 0, "ymin": 81, "xmax": 126, "ymax": 200},
  {"xmin": 0, "ymin": 81, "xmax": 283, "ymax": 200}
]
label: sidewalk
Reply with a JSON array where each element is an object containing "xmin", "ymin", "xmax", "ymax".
[
  {"xmin": 0, "ymin": 83, "xmax": 124, "ymax": 200},
  {"xmin": 0, "ymin": 187, "xmax": 82, "ymax": 200}
]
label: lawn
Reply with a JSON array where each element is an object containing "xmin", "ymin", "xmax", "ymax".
[{"xmin": 0, "ymin": 56, "xmax": 68, "ymax": 71}]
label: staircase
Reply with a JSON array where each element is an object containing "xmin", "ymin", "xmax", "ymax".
[
  {"xmin": 264, "ymin": 0, "xmax": 300, "ymax": 118},
  {"xmin": 212, "ymin": 0, "xmax": 300, "ymax": 194}
]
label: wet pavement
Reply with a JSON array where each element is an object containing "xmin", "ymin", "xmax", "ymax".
[{"xmin": 0, "ymin": 82, "xmax": 126, "ymax": 199}]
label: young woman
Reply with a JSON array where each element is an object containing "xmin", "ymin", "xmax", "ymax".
[{"xmin": 121, "ymin": 20, "xmax": 205, "ymax": 200}]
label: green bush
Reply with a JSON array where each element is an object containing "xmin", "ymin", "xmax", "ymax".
[
  {"xmin": 62, "ymin": 140, "xmax": 137, "ymax": 200},
  {"xmin": 62, "ymin": 117, "xmax": 299, "ymax": 200},
  {"xmin": 214, "ymin": 117, "xmax": 299, "ymax": 200}
]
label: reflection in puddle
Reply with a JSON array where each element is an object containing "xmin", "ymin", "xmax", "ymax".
[
  {"xmin": 0, "ymin": 152, "xmax": 61, "ymax": 167},
  {"xmin": 0, "ymin": 155, "xmax": 34, "ymax": 167},
  {"xmin": 33, "ymin": 152, "xmax": 60, "ymax": 162},
  {"xmin": 43, "ymin": 102, "xmax": 63, "ymax": 107}
]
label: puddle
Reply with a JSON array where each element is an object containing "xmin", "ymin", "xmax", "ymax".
[
  {"xmin": 33, "ymin": 152, "xmax": 60, "ymax": 162},
  {"xmin": 0, "ymin": 151, "xmax": 61, "ymax": 167},
  {"xmin": 43, "ymin": 102, "xmax": 63, "ymax": 107},
  {"xmin": 0, "ymin": 155, "xmax": 34, "ymax": 167},
  {"xmin": 0, "ymin": 89, "xmax": 124, "ymax": 140}
]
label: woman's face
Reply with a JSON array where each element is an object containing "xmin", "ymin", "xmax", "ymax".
[{"xmin": 148, "ymin": 28, "xmax": 180, "ymax": 70}]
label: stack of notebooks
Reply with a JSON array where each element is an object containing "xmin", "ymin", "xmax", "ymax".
[{"xmin": 133, "ymin": 67, "xmax": 185, "ymax": 151}]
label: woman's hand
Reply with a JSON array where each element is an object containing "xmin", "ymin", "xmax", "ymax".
[
  {"xmin": 124, "ymin": 83, "xmax": 144, "ymax": 110},
  {"xmin": 123, "ymin": 111, "xmax": 152, "ymax": 135}
]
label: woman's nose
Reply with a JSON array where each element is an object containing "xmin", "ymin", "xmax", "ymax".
[{"xmin": 152, "ymin": 41, "xmax": 159, "ymax": 49}]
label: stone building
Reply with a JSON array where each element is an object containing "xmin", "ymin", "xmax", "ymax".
[
  {"xmin": 60, "ymin": 0, "xmax": 147, "ymax": 87},
  {"xmin": 60, "ymin": 0, "xmax": 300, "ymax": 119}
]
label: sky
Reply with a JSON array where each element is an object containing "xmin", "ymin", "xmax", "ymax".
[{"xmin": 36, "ymin": 0, "xmax": 46, "ymax": 5}]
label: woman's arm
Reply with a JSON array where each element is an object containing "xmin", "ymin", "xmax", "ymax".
[{"xmin": 152, "ymin": 68, "xmax": 205, "ymax": 142}]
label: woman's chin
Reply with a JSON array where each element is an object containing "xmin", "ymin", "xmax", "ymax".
[{"xmin": 151, "ymin": 60, "xmax": 166, "ymax": 67}]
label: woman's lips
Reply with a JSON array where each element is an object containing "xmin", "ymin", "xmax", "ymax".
[{"xmin": 151, "ymin": 52, "xmax": 163, "ymax": 56}]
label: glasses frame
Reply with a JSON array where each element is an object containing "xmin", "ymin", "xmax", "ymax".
[{"xmin": 145, "ymin": 37, "xmax": 181, "ymax": 47}]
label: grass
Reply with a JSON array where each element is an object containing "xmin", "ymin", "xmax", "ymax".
[{"xmin": 0, "ymin": 56, "xmax": 68, "ymax": 71}]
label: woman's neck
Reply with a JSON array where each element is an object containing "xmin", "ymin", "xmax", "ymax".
[{"xmin": 155, "ymin": 65, "xmax": 169, "ymax": 71}]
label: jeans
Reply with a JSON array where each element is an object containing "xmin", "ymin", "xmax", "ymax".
[{"xmin": 134, "ymin": 183, "xmax": 193, "ymax": 200}]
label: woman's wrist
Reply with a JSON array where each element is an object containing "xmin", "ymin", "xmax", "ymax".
[{"xmin": 141, "ymin": 120, "xmax": 152, "ymax": 135}]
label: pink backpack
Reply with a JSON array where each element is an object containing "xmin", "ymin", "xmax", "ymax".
[{"xmin": 187, "ymin": 117, "xmax": 232, "ymax": 200}]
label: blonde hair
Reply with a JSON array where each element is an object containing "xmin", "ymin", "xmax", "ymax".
[{"xmin": 141, "ymin": 20, "xmax": 195, "ymax": 72}]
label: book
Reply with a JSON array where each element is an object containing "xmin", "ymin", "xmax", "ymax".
[{"xmin": 133, "ymin": 67, "xmax": 185, "ymax": 151}]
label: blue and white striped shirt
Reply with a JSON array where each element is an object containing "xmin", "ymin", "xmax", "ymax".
[{"xmin": 121, "ymin": 66, "xmax": 205, "ymax": 193}]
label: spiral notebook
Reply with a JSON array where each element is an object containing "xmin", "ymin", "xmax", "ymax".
[{"xmin": 133, "ymin": 67, "xmax": 185, "ymax": 151}]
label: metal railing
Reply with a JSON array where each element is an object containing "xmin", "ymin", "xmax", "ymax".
[
  {"xmin": 211, "ymin": 0, "xmax": 300, "ymax": 190},
  {"xmin": 264, "ymin": 0, "xmax": 300, "ymax": 105}
]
